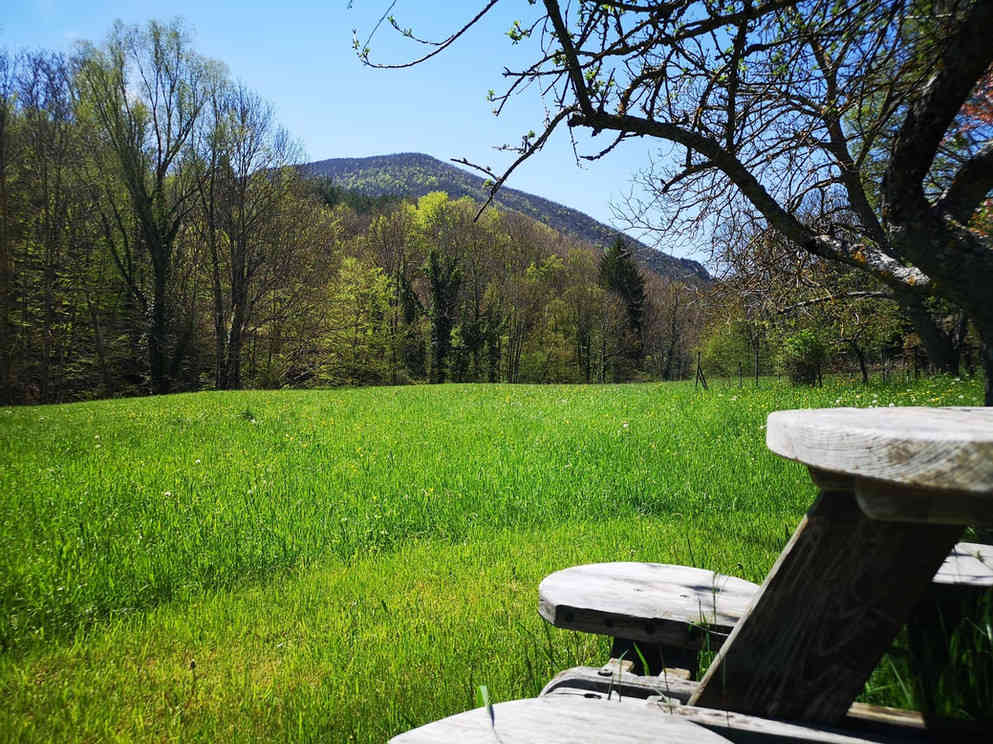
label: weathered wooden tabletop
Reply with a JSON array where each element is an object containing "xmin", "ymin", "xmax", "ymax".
[{"xmin": 765, "ymin": 408, "xmax": 993, "ymax": 490}]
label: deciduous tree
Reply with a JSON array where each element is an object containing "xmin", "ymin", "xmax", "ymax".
[
  {"xmin": 78, "ymin": 20, "xmax": 215, "ymax": 394},
  {"xmin": 365, "ymin": 0, "xmax": 993, "ymax": 402}
]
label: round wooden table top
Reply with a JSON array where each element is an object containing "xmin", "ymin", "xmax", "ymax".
[{"xmin": 766, "ymin": 407, "xmax": 993, "ymax": 495}]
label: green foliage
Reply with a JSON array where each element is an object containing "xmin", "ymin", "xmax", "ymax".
[
  {"xmin": 778, "ymin": 329, "xmax": 828, "ymax": 385},
  {"xmin": 76, "ymin": 19, "xmax": 212, "ymax": 394},
  {"xmin": 304, "ymin": 176, "xmax": 402, "ymax": 214},
  {"xmin": 423, "ymin": 247, "xmax": 462, "ymax": 384},
  {"xmin": 599, "ymin": 238, "xmax": 646, "ymax": 336},
  {"xmin": 301, "ymin": 153, "xmax": 708, "ymax": 282},
  {"xmin": 907, "ymin": 591, "xmax": 993, "ymax": 723},
  {"xmin": 702, "ymin": 320, "xmax": 756, "ymax": 377},
  {"xmin": 14, "ymin": 19, "xmax": 968, "ymax": 405},
  {"xmin": 3, "ymin": 20, "xmax": 716, "ymax": 404},
  {"xmin": 320, "ymin": 257, "xmax": 392, "ymax": 386}
]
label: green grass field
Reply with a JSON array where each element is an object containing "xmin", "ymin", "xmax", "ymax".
[{"xmin": 0, "ymin": 375, "xmax": 986, "ymax": 741}]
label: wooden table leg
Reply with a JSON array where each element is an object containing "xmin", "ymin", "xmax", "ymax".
[
  {"xmin": 608, "ymin": 637, "xmax": 700, "ymax": 677},
  {"xmin": 690, "ymin": 471, "xmax": 962, "ymax": 723}
]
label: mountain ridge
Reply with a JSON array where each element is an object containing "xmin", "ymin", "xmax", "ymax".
[{"xmin": 299, "ymin": 152, "xmax": 710, "ymax": 282}]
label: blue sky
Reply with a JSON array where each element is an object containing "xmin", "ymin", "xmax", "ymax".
[{"xmin": 3, "ymin": 1, "xmax": 696, "ymax": 260}]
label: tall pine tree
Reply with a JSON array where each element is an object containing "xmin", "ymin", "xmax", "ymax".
[{"xmin": 599, "ymin": 238, "xmax": 646, "ymax": 360}]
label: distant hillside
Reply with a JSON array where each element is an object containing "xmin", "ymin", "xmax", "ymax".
[{"xmin": 300, "ymin": 153, "xmax": 710, "ymax": 282}]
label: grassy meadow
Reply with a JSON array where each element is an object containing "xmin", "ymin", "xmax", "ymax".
[{"xmin": 0, "ymin": 374, "xmax": 986, "ymax": 741}]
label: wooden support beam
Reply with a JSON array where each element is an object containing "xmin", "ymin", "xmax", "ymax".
[{"xmin": 690, "ymin": 481, "xmax": 961, "ymax": 722}]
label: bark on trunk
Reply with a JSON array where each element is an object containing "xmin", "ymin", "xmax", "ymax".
[
  {"xmin": 227, "ymin": 289, "xmax": 246, "ymax": 390},
  {"xmin": 984, "ymin": 344, "xmax": 992, "ymax": 407},
  {"xmin": 851, "ymin": 342, "xmax": 869, "ymax": 385},
  {"xmin": 209, "ymin": 226, "xmax": 227, "ymax": 390},
  {"xmin": 86, "ymin": 293, "xmax": 114, "ymax": 398},
  {"xmin": 149, "ymin": 271, "xmax": 170, "ymax": 395},
  {"xmin": 0, "ymin": 91, "xmax": 11, "ymax": 406},
  {"xmin": 0, "ymin": 152, "xmax": 11, "ymax": 405},
  {"xmin": 977, "ymin": 321, "xmax": 993, "ymax": 407},
  {"xmin": 900, "ymin": 294, "xmax": 960, "ymax": 375}
]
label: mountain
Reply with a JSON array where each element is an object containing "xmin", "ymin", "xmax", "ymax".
[{"xmin": 299, "ymin": 153, "xmax": 710, "ymax": 282}]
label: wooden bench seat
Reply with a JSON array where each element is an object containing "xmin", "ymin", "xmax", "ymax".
[
  {"xmin": 539, "ymin": 544, "xmax": 992, "ymax": 678},
  {"xmin": 539, "ymin": 562, "xmax": 759, "ymax": 675},
  {"xmin": 929, "ymin": 541, "xmax": 993, "ymax": 590}
]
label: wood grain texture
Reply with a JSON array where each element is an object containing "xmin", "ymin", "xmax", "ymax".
[
  {"xmin": 609, "ymin": 636, "xmax": 699, "ymax": 677},
  {"xmin": 767, "ymin": 407, "xmax": 993, "ymax": 498},
  {"xmin": 538, "ymin": 562, "xmax": 758, "ymax": 647},
  {"xmin": 539, "ymin": 666, "xmax": 926, "ymax": 732},
  {"xmin": 388, "ymin": 695, "xmax": 733, "ymax": 744},
  {"xmin": 844, "ymin": 703, "xmax": 925, "ymax": 731},
  {"xmin": 540, "ymin": 665, "xmax": 699, "ymax": 703},
  {"xmin": 690, "ymin": 488, "xmax": 962, "ymax": 723},
  {"xmin": 855, "ymin": 477, "xmax": 993, "ymax": 526},
  {"xmin": 931, "ymin": 541, "xmax": 993, "ymax": 587},
  {"xmin": 663, "ymin": 703, "xmax": 926, "ymax": 744}
]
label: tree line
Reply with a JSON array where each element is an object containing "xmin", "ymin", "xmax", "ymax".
[
  {"xmin": 5, "ymin": 15, "xmax": 985, "ymax": 405},
  {"xmin": 364, "ymin": 0, "xmax": 993, "ymax": 403},
  {"xmin": 0, "ymin": 20, "xmax": 707, "ymax": 404}
]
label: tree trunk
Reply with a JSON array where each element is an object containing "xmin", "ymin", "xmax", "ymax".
[
  {"xmin": 227, "ymin": 281, "xmax": 247, "ymax": 390},
  {"xmin": 976, "ymin": 321, "xmax": 993, "ymax": 407},
  {"xmin": 662, "ymin": 330, "xmax": 679, "ymax": 381},
  {"xmin": 207, "ymin": 207, "xmax": 227, "ymax": 390},
  {"xmin": 850, "ymin": 341, "xmax": 869, "ymax": 385},
  {"xmin": 86, "ymin": 292, "xmax": 114, "ymax": 398},
  {"xmin": 0, "ymin": 130, "xmax": 11, "ymax": 405},
  {"xmin": 487, "ymin": 333, "xmax": 500, "ymax": 383},
  {"xmin": 900, "ymin": 294, "xmax": 960, "ymax": 375},
  {"xmin": 149, "ymin": 267, "xmax": 170, "ymax": 395},
  {"xmin": 41, "ymin": 247, "xmax": 56, "ymax": 403}
]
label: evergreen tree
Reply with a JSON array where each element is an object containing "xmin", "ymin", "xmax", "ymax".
[
  {"xmin": 424, "ymin": 247, "xmax": 461, "ymax": 383},
  {"xmin": 599, "ymin": 238, "xmax": 646, "ymax": 360}
]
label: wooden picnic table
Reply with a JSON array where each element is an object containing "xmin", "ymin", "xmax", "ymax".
[
  {"xmin": 391, "ymin": 407, "xmax": 993, "ymax": 742},
  {"xmin": 691, "ymin": 407, "xmax": 993, "ymax": 722}
]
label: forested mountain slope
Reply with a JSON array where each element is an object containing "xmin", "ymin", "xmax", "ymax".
[{"xmin": 300, "ymin": 153, "xmax": 710, "ymax": 282}]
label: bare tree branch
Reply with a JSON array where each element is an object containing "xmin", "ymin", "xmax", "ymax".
[
  {"xmin": 357, "ymin": 0, "xmax": 502, "ymax": 70},
  {"xmin": 883, "ymin": 1, "xmax": 993, "ymax": 219},
  {"xmin": 778, "ymin": 290, "xmax": 891, "ymax": 314},
  {"xmin": 937, "ymin": 140, "xmax": 993, "ymax": 225}
]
